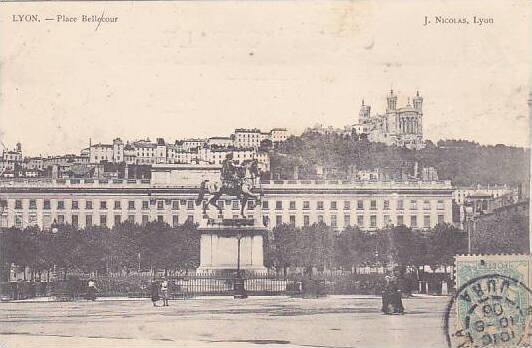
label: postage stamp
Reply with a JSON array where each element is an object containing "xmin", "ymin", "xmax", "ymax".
[{"xmin": 445, "ymin": 255, "xmax": 532, "ymax": 348}]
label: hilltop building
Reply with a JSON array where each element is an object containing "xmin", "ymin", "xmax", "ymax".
[{"xmin": 353, "ymin": 90, "xmax": 424, "ymax": 149}]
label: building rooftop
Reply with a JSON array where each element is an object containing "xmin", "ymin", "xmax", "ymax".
[
  {"xmin": 0, "ymin": 177, "xmax": 453, "ymax": 190},
  {"xmin": 396, "ymin": 106, "xmax": 419, "ymax": 113},
  {"xmin": 234, "ymin": 128, "xmax": 262, "ymax": 133},
  {"xmin": 91, "ymin": 143, "xmax": 113, "ymax": 148}
]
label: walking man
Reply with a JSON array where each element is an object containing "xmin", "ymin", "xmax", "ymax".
[{"xmin": 160, "ymin": 277, "xmax": 169, "ymax": 307}]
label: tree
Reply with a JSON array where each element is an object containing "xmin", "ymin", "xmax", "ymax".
[
  {"xmin": 271, "ymin": 132, "xmax": 529, "ymax": 187},
  {"xmin": 137, "ymin": 221, "xmax": 198, "ymax": 276},
  {"xmin": 49, "ymin": 224, "xmax": 83, "ymax": 280},
  {"xmin": 366, "ymin": 226, "xmax": 428, "ymax": 272},
  {"xmin": 11, "ymin": 226, "xmax": 40, "ymax": 281},
  {"xmin": 137, "ymin": 221, "xmax": 171, "ymax": 274},
  {"xmin": 296, "ymin": 224, "xmax": 335, "ymax": 275},
  {"xmin": 33, "ymin": 231, "xmax": 55, "ymax": 281},
  {"xmin": 335, "ymin": 226, "xmax": 375, "ymax": 270},
  {"xmin": 110, "ymin": 222, "xmax": 142, "ymax": 273},
  {"xmin": 471, "ymin": 207, "xmax": 529, "ymax": 254},
  {"xmin": 76, "ymin": 226, "xmax": 109, "ymax": 275},
  {"xmin": 259, "ymin": 139, "xmax": 274, "ymax": 152},
  {"xmin": 0, "ymin": 227, "xmax": 23, "ymax": 281},
  {"xmin": 173, "ymin": 221, "xmax": 200, "ymax": 272},
  {"xmin": 425, "ymin": 223, "xmax": 466, "ymax": 270},
  {"xmin": 271, "ymin": 224, "xmax": 298, "ymax": 277}
]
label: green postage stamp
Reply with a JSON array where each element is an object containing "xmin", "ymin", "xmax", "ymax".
[{"xmin": 445, "ymin": 255, "xmax": 532, "ymax": 348}]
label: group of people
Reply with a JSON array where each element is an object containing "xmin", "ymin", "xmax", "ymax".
[
  {"xmin": 151, "ymin": 277, "xmax": 169, "ymax": 307},
  {"xmin": 83, "ymin": 278, "xmax": 170, "ymax": 306},
  {"xmin": 381, "ymin": 274, "xmax": 405, "ymax": 315},
  {"xmin": 86, "ymin": 271, "xmax": 404, "ymax": 313}
]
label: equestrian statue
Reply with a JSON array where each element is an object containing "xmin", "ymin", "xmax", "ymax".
[{"xmin": 195, "ymin": 153, "xmax": 263, "ymax": 218}]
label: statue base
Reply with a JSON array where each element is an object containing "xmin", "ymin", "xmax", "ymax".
[{"xmin": 196, "ymin": 218, "xmax": 267, "ymax": 274}]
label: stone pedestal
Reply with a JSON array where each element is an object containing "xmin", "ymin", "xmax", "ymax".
[{"xmin": 196, "ymin": 218, "xmax": 267, "ymax": 274}]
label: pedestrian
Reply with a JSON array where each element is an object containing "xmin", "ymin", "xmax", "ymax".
[
  {"xmin": 389, "ymin": 277, "xmax": 404, "ymax": 314},
  {"xmin": 160, "ymin": 277, "xmax": 169, "ymax": 306},
  {"xmin": 381, "ymin": 273, "xmax": 404, "ymax": 315},
  {"xmin": 87, "ymin": 278, "xmax": 97, "ymax": 301},
  {"xmin": 150, "ymin": 280, "xmax": 160, "ymax": 307},
  {"xmin": 381, "ymin": 275, "xmax": 392, "ymax": 314}
]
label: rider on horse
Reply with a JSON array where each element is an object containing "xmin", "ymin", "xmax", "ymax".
[
  {"xmin": 196, "ymin": 154, "xmax": 262, "ymax": 218},
  {"xmin": 221, "ymin": 153, "xmax": 241, "ymax": 192}
]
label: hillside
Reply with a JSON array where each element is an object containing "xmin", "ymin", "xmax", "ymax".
[{"xmin": 269, "ymin": 132, "xmax": 530, "ymax": 190}]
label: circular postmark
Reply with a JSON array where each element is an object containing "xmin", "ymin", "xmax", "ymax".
[{"xmin": 444, "ymin": 274, "xmax": 532, "ymax": 347}]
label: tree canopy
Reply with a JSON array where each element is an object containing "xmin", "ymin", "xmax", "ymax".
[
  {"xmin": 269, "ymin": 132, "xmax": 529, "ymax": 189},
  {"xmin": 0, "ymin": 221, "xmax": 201, "ymax": 281},
  {"xmin": 267, "ymin": 223, "xmax": 467, "ymax": 276}
]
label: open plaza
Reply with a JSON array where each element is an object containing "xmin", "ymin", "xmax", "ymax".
[{"xmin": 0, "ymin": 295, "xmax": 451, "ymax": 348}]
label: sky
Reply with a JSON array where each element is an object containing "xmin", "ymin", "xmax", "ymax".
[{"xmin": 0, "ymin": 0, "xmax": 529, "ymax": 156}]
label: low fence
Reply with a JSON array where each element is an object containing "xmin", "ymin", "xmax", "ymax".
[
  {"xmin": 0, "ymin": 271, "xmax": 453, "ymax": 301},
  {"xmin": 285, "ymin": 271, "xmax": 453, "ymax": 296},
  {"xmin": 0, "ymin": 281, "xmax": 51, "ymax": 300},
  {"xmin": 1, "ymin": 274, "xmax": 299, "ymax": 300},
  {"xmin": 170, "ymin": 274, "xmax": 298, "ymax": 297}
]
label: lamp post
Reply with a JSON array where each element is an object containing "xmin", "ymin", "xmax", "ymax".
[
  {"xmin": 234, "ymin": 232, "xmax": 247, "ymax": 299},
  {"xmin": 464, "ymin": 204, "xmax": 474, "ymax": 254},
  {"xmin": 236, "ymin": 233, "xmax": 242, "ymax": 276}
]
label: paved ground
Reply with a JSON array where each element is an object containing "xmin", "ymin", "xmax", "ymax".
[{"xmin": 0, "ymin": 295, "xmax": 451, "ymax": 348}]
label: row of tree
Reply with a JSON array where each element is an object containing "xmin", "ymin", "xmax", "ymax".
[
  {"xmin": 0, "ymin": 221, "xmax": 467, "ymax": 282},
  {"xmin": 0, "ymin": 221, "xmax": 200, "ymax": 281},
  {"xmin": 268, "ymin": 223, "xmax": 466, "ymax": 276}
]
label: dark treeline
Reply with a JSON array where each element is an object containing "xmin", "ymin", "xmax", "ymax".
[
  {"xmin": 1, "ymin": 222, "xmax": 466, "ymax": 281},
  {"xmin": 266, "ymin": 223, "xmax": 466, "ymax": 276},
  {"xmin": 270, "ymin": 132, "xmax": 530, "ymax": 188},
  {"xmin": 0, "ymin": 222, "xmax": 200, "ymax": 281}
]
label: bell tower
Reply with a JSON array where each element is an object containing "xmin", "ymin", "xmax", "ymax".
[
  {"xmin": 359, "ymin": 99, "xmax": 371, "ymax": 123},
  {"xmin": 386, "ymin": 89, "xmax": 397, "ymax": 112},
  {"xmin": 413, "ymin": 90, "xmax": 423, "ymax": 111}
]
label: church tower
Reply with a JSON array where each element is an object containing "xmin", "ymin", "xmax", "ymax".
[
  {"xmin": 359, "ymin": 99, "xmax": 371, "ymax": 123},
  {"xmin": 413, "ymin": 90, "xmax": 423, "ymax": 111},
  {"xmin": 386, "ymin": 89, "xmax": 397, "ymax": 112}
]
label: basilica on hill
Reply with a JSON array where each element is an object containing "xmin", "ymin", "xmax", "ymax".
[{"xmin": 352, "ymin": 90, "xmax": 425, "ymax": 150}]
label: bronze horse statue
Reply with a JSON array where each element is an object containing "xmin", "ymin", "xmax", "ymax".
[{"xmin": 195, "ymin": 159, "xmax": 263, "ymax": 218}]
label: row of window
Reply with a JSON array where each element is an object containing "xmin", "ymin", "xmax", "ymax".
[
  {"xmin": 5, "ymin": 198, "xmax": 446, "ymax": 212},
  {"xmin": 4, "ymin": 212, "xmax": 445, "ymax": 230},
  {"xmin": 7, "ymin": 214, "xmax": 194, "ymax": 229},
  {"xmin": 9, "ymin": 199, "xmax": 196, "ymax": 211},
  {"xmin": 265, "ymin": 213, "xmax": 446, "ymax": 228},
  {"xmin": 7, "ymin": 199, "xmax": 259, "ymax": 211},
  {"xmin": 263, "ymin": 199, "xmax": 446, "ymax": 211}
]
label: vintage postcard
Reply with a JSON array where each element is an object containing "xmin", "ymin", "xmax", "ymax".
[{"xmin": 0, "ymin": 0, "xmax": 529, "ymax": 347}]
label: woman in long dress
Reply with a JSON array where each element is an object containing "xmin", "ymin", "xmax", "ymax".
[{"xmin": 151, "ymin": 280, "xmax": 160, "ymax": 307}]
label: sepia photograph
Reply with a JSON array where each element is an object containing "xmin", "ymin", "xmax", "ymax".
[{"xmin": 0, "ymin": 0, "xmax": 530, "ymax": 347}]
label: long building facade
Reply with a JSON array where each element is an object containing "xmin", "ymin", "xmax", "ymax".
[{"xmin": 0, "ymin": 177, "xmax": 453, "ymax": 232}]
